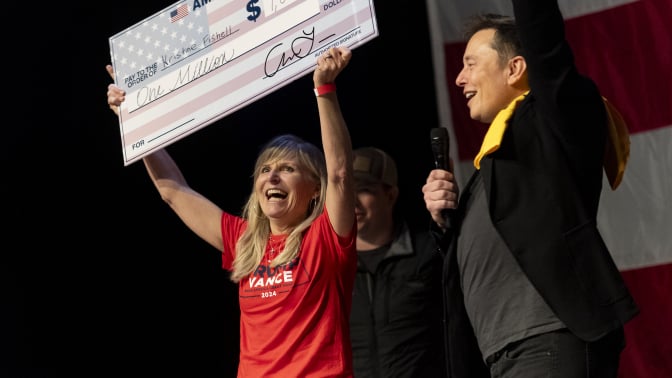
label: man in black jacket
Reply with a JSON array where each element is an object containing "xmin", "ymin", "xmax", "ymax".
[
  {"xmin": 421, "ymin": 0, "xmax": 639, "ymax": 377},
  {"xmin": 350, "ymin": 147, "xmax": 446, "ymax": 378}
]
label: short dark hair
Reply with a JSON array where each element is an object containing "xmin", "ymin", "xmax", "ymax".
[{"xmin": 464, "ymin": 13, "xmax": 522, "ymax": 66}]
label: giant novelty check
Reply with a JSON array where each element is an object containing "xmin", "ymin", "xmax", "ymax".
[{"xmin": 109, "ymin": 0, "xmax": 378, "ymax": 165}]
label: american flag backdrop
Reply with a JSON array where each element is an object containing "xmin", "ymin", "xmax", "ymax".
[{"xmin": 425, "ymin": 0, "xmax": 672, "ymax": 376}]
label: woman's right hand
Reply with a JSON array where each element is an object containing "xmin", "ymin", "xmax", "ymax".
[{"xmin": 105, "ymin": 64, "xmax": 125, "ymax": 117}]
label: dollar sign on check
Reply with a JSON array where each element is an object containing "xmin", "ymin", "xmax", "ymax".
[{"xmin": 247, "ymin": 0, "xmax": 261, "ymax": 22}]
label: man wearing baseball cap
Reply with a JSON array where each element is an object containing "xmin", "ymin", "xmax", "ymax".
[{"xmin": 349, "ymin": 147, "xmax": 447, "ymax": 377}]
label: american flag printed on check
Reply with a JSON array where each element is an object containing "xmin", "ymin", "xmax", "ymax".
[{"xmin": 170, "ymin": 3, "xmax": 189, "ymax": 22}]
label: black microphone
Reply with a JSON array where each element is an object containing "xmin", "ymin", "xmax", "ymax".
[
  {"xmin": 430, "ymin": 127, "xmax": 452, "ymax": 228},
  {"xmin": 430, "ymin": 127, "xmax": 450, "ymax": 171}
]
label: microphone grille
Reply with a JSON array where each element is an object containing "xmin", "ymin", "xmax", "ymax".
[{"xmin": 430, "ymin": 127, "xmax": 448, "ymax": 140}]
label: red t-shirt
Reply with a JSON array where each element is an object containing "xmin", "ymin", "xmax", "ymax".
[{"xmin": 221, "ymin": 208, "xmax": 357, "ymax": 377}]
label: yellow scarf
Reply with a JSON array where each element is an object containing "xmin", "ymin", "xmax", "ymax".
[
  {"xmin": 472, "ymin": 92, "xmax": 630, "ymax": 190},
  {"xmin": 473, "ymin": 91, "xmax": 529, "ymax": 170},
  {"xmin": 602, "ymin": 97, "xmax": 630, "ymax": 190}
]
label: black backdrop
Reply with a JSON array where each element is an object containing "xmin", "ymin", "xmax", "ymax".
[{"xmin": 5, "ymin": 0, "xmax": 440, "ymax": 376}]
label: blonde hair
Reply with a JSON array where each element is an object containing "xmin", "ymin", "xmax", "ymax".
[{"xmin": 230, "ymin": 135, "xmax": 327, "ymax": 282}]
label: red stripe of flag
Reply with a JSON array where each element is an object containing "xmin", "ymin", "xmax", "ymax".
[{"xmin": 564, "ymin": 0, "xmax": 672, "ymax": 135}]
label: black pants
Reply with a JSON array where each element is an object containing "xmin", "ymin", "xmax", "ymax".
[{"xmin": 485, "ymin": 327, "xmax": 625, "ymax": 378}]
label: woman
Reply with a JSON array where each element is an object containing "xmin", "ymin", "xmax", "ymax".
[{"xmin": 106, "ymin": 47, "xmax": 357, "ymax": 377}]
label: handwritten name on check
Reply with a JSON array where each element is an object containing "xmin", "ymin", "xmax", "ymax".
[{"xmin": 109, "ymin": 0, "xmax": 379, "ymax": 165}]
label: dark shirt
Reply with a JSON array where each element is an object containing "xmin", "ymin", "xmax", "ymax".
[
  {"xmin": 350, "ymin": 222, "xmax": 447, "ymax": 378},
  {"xmin": 458, "ymin": 172, "xmax": 564, "ymax": 360}
]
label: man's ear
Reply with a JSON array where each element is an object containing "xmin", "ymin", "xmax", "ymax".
[{"xmin": 507, "ymin": 55, "xmax": 527, "ymax": 85}]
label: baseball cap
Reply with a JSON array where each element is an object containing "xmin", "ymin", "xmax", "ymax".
[{"xmin": 353, "ymin": 147, "xmax": 398, "ymax": 187}]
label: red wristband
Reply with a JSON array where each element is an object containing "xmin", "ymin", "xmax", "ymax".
[{"xmin": 314, "ymin": 83, "xmax": 336, "ymax": 97}]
